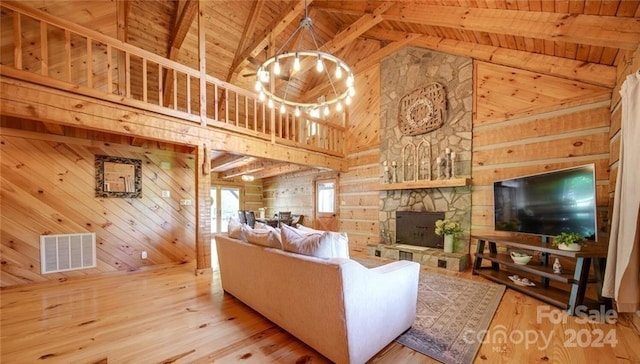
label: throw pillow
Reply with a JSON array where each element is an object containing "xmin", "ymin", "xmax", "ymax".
[
  {"xmin": 280, "ymin": 224, "xmax": 335, "ymax": 259},
  {"xmin": 241, "ymin": 224, "xmax": 282, "ymax": 249},
  {"xmin": 228, "ymin": 217, "xmax": 244, "ymax": 240},
  {"xmin": 296, "ymin": 224, "xmax": 350, "ymax": 258}
]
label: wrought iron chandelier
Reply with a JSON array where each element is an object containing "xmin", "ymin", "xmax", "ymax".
[{"xmin": 254, "ymin": 0, "xmax": 355, "ymax": 117}]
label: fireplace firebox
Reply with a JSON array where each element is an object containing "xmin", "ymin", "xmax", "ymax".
[{"xmin": 395, "ymin": 211, "xmax": 445, "ymax": 248}]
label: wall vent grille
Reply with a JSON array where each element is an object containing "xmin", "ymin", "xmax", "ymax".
[{"xmin": 40, "ymin": 233, "xmax": 96, "ymax": 274}]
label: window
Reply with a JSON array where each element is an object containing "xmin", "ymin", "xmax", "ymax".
[{"xmin": 316, "ymin": 181, "xmax": 335, "ymax": 213}]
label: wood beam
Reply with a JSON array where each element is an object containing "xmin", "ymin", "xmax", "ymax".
[
  {"xmin": 321, "ymin": 1, "xmax": 394, "ymax": 53},
  {"xmin": 296, "ymin": 2, "xmax": 395, "ymax": 102},
  {"xmin": 227, "ymin": 0, "xmax": 266, "ymax": 83},
  {"xmin": 364, "ymin": 28, "xmax": 616, "ymax": 87},
  {"xmin": 250, "ymin": 163, "xmax": 311, "ymax": 179},
  {"xmin": 220, "ymin": 159, "xmax": 282, "ymax": 179},
  {"xmin": 228, "ymin": 0, "xmax": 312, "ymax": 80},
  {"xmin": 380, "ymin": 4, "xmax": 640, "ymax": 50},
  {"xmin": 163, "ymin": 0, "xmax": 198, "ymax": 107},
  {"xmin": 42, "ymin": 122, "xmax": 65, "ymax": 135},
  {"xmin": 210, "ymin": 154, "xmax": 248, "ymax": 171},
  {"xmin": 116, "ymin": 0, "xmax": 129, "ymax": 96},
  {"xmin": 302, "ymin": 33, "xmax": 421, "ymax": 101},
  {"xmin": 168, "ymin": 0, "xmax": 198, "ymax": 58}
]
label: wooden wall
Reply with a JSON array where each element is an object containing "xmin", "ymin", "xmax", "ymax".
[
  {"xmin": 262, "ymin": 169, "xmax": 337, "ymax": 228},
  {"xmin": 0, "ymin": 121, "xmax": 196, "ymax": 287},
  {"xmin": 338, "ymin": 149, "xmax": 380, "ymax": 253},
  {"xmin": 471, "ymin": 62, "xmax": 612, "ymax": 250}
]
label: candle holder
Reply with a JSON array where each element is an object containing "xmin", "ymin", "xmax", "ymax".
[
  {"xmin": 444, "ymin": 148, "xmax": 452, "ymax": 179},
  {"xmin": 450, "ymin": 151, "xmax": 457, "ymax": 178},
  {"xmin": 382, "ymin": 161, "xmax": 391, "ymax": 183},
  {"xmin": 391, "ymin": 160, "xmax": 398, "ymax": 183}
]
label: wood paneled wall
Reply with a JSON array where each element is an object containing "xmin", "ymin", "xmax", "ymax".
[
  {"xmin": 338, "ymin": 149, "xmax": 380, "ymax": 253},
  {"xmin": 262, "ymin": 169, "xmax": 331, "ymax": 228},
  {"xmin": 345, "ymin": 65, "xmax": 380, "ymax": 153},
  {"xmin": 0, "ymin": 124, "xmax": 196, "ymax": 287},
  {"xmin": 471, "ymin": 62, "xmax": 612, "ymax": 250}
]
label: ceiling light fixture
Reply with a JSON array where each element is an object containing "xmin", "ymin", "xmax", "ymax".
[
  {"xmin": 255, "ymin": 0, "xmax": 354, "ymax": 115},
  {"xmin": 241, "ymin": 175, "xmax": 255, "ymax": 182}
]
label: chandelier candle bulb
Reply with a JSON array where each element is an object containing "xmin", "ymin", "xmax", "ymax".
[
  {"xmin": 293, "ymin": 54, "xmax": 301, "ymax": 71},
  {"xmin": 273, "ymin": 58, "xmax": 281, "ymax": 75}
]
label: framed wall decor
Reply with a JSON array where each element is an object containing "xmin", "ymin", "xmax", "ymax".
[{"xmin": 95, "ymin": 155, "xmax": 142, "ymax": 198}]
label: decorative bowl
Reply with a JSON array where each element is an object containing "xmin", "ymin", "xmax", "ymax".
[{"xmin": 510, "ymin": 251, "xmax": 532, "ymax": 265}]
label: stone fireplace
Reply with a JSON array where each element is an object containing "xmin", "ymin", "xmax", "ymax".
[{"xmin": 378, "ymin": 47, "xmax": 473, "ymax": 254}]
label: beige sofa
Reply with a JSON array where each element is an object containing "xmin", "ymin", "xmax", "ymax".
[{"xmin": 215, "ymin": 233, "xmax": 420, "ymax": 364}]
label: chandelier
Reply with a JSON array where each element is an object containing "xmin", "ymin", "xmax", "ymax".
[{"xmin": 254, "ymin": 0, "xmax": 355, "ymax": 117}]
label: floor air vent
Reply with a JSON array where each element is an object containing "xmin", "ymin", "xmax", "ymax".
[{"xmin": 40, "ymin": 233, "xmax": 96, "ymax": 274}]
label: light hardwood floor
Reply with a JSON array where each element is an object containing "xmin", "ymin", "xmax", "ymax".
[{"xmin": 1, "ymin": 257, "xmax": 639, "ymax": 363}]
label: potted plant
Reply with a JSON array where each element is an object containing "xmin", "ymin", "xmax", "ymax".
[
  {"xmin": 434, "ymin": 219, "xmax": 462, "ymax": 253},
  {"xmin": 552, "ymin": 232, "xmax": 587, "ymax": 251}
]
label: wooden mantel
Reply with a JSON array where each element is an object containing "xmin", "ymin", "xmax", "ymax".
[{"xmin": 374, "ymin": 177, "xmax": 470, "ymax": 191}]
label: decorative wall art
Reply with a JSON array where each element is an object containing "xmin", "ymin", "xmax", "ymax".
[
  {"xmin": 95, "ymin": 155, "xmax": 142, "ymax": 198},
  {"xmin": 397, "ymin": 82, "xmax": 447, "ymax": 136}
]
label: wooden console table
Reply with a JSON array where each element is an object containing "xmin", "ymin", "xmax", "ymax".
[{"xmin": 472, "ymin": 235, "xmax": 609, "ymax": 315}]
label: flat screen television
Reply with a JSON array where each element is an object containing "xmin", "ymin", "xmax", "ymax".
[{"xmin": 493, "ymin": 164, "xmax": 597, "ymax": 241}]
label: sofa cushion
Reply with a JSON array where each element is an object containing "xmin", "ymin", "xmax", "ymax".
[
  {"xmin": 241, "ymin": 224, "xmax": 282, "ymax": 249},
  {"xmin": 280, "ymin": 224, "xmax": 337, "ymax": 258},
  {"xmin": 228, "ymin": 218, "xmax": 245, "ymax": 240},
  {"xmin": 296, "ymin": 224, "xmax": 350, "ymax": 258}
]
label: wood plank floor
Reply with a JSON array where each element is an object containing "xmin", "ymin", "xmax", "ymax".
[{"xmin": 1, "ymin": 257, "xmax": 639, "ymax": 363}]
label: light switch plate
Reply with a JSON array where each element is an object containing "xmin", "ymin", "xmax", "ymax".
[{"xmin": 161, "ymin": 190, "xmax": 170, "ymax": 198}]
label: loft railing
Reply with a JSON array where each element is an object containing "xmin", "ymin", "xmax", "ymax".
[{"xmin": 0, "ymin": 1, "xmax": 344, "ymax": 156}]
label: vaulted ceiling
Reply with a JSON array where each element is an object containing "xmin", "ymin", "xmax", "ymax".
[{"xmin": 21, "ymin": 0, "xmax": 640, "ymax": 179}]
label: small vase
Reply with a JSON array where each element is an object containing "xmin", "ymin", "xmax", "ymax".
[
  {"xmin": 444, "ymin": 234, "xmax": 454, "ymax": 253},
  {"xmin": 558, "ymin": 243, "xmax": 582, "ymax": 251}
]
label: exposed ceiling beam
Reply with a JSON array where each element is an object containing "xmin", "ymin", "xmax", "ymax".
[
  {"xmin": 42, "ymin": 122, "xmax": 65, "ymax": 135},
  {"xmin": 250, "ymin": 163, "xmax": 311, "ymax": 179},
  {"xmin": 322, "ymin": 1, "xmax": 394, "ymax": 53},
  {"xmin": 220, "ymin": 158, "xmax": 283, "ymax": 179},
  {"xmin": 227, "ymin": 0, "xmax": 266, "ymax": 83},
  {"xmin": 364, "ymin": 28, "xmax": 616, "ymax": 88},
  {"xmin": 228, "ymin": 0, "xmax": 312, "ymax": 79},
  {"xmin": 379, "ymin": 4, "xmax": 640, "ymax": 50},
  {"xmin": 210, "ymin": 154, "xmax": 250, "ymax": 171},
  {"xmin": 297, "ymin": 2, "xmax": 395, "ymax": 100},
  {"xmin": 162, "ymin": 0, "xmax": 198, "ymax": 107},
  {"xmin": 301, "ymin": 33, "xmax": 421, "ymax": 102},
  {"xmin": 167, "ymin": 0, "xmax": 198, "ymax": 59},
  {"xmin": 353, "ymin": 33, "xmax": 421, "ymax": 72}
]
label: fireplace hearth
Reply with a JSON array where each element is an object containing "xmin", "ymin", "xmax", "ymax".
[{"xmin": 395, "ymin": 211, "xmax": 444, "ymax": 248}]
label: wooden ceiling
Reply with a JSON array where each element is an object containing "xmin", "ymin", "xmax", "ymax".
[{"xmin": 19, "ymin": 0, "xmax": 640, "ymax": 180}]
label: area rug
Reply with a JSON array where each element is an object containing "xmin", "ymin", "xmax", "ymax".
[{"xmin": 355, "ymin": 258, "xmax": 505, "ymax": 364}]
